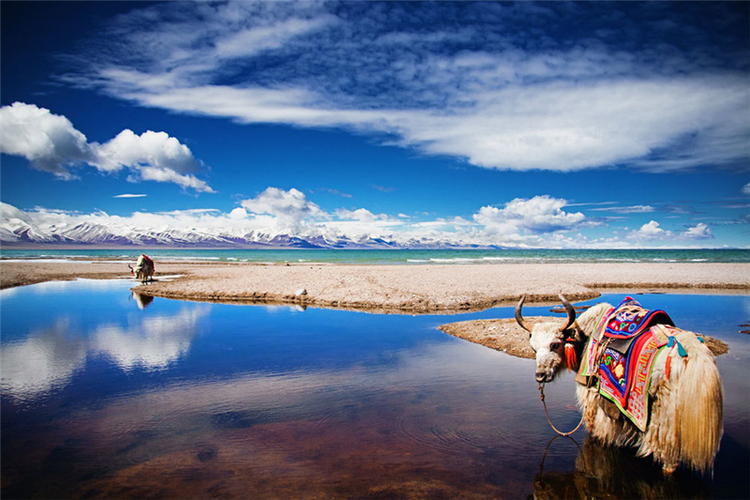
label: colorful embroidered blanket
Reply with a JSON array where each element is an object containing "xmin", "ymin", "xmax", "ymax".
[
  {"xmin": 579, "ymin": 297, "xmax": 675, "ymax": 431},
  {"xmin": 600, "ymin": 296, "xmax": 673, "ymax": 340}
]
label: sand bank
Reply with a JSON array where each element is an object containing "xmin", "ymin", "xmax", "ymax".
[
  {"xmin": 438, "ymin": 316, "xmax": 728, "ymax": 360},
  {"xmin": 1, "ymin": 260, "xmax": 740, "ymax": 356},
  {"xmin": 1, "ymin": 261, "xmax": 748, "ymax": 313}
]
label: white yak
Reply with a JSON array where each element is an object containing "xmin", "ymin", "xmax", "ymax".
[
  {"xmin": 516, "ymin": 294, "xmax": 723, "ymax": 474},
  {"xmin": 128, "ymin": 254, "xmax": 155, "ymax": 283}
]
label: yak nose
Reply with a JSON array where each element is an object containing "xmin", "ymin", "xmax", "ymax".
[{"xmin": 535, "ymin": 371, "xmax": 546, "ymax": 383}]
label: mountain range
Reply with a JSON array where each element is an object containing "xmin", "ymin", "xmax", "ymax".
[{"xmin": 0, "ymin": 218, "xmax": 485, "ymax": 250}]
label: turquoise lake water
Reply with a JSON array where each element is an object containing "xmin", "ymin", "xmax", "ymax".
[
  {"xmin": 1, "ymin": 281, "xmax": 748, "ymax": 498},
  {"xmin": 2, "ymin": 247, "xmax": 750, "ymax": 264}
]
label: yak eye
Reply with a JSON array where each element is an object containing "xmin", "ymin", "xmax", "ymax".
[{"xmin": 550, "ymin": 342, "xmax": 561, "ymax": 351}]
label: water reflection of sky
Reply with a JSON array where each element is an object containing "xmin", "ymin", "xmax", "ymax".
[
  {"xmin": 1, "ymin": 280, "xmax": 748, "ymax": 499},
  {"xmin": 1, "ymin": 281, "xmax": 208, "ymax": 400}
]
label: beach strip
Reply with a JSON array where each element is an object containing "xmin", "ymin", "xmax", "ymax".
[{"xmin": 1, "ymin": 260, "xmax": 748, "ymax": 313}]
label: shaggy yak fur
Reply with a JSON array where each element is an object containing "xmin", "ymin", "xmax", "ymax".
[
  {"xmin": 128, "ymin": 254, "xmax": 155, "ymax": 283},
  {"xmin": 516, "ymin": 295, "xmax": 723, "ymax": 474}
]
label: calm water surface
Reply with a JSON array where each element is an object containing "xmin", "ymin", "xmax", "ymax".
[
  {"xmin": 3, "ymin": 247, "xmax": 750, "ymax": 264},
  {"xmin": 1, "ymin": 280, "xmax": 748, "ymax": 499}
]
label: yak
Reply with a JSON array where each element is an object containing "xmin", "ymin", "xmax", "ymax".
[
  {"xmin": 128, "ymin": 254, "xmax": 155, "ymax": 283},
  {"xmin": 516, "ymin": 294, "xmax": 723, "ymax": 474}
]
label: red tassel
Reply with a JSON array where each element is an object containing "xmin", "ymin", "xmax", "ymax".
[{"xmin": 565, "ymin": 343, "xmax": 578, "ymax": 372}]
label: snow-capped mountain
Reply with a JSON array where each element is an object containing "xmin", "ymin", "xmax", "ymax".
[{"xmin": 0, "ymin": 213, "xmax": 480, "ymax": 249}]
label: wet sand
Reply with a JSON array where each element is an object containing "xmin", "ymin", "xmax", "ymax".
[{"xmin": 2, "ymin": 260, "xmax": 748, "ymax": 313}]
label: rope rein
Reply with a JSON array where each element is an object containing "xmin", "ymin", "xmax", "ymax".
[
  {"xmin": 538, "ymin": 382, "xmax": 585, "ymax": 436},
  {"xmin": 535, "ymin": 314, "xmax": 609, "ymax": 437}
]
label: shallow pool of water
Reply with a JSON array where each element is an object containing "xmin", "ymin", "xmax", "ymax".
[{"xmin": 1, "ymin": 280, "xmax": 748, "ymax": 498}]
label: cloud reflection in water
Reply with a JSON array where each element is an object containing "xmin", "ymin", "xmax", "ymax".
[{"xmin": 1, "ymin": 302, "xmax": 207, "ymax": 400}]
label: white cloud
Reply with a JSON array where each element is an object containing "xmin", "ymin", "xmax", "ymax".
[
  {"xmin": 86, "ymin": 74, "xmax": 750, "ymax": 173},
  {"xmin": 393, "ymin": 77, "xmax": 749, "ymax": 172},
  {"xmin": 629, "ymin": 220, "xmax": 670, "ymax": 241},
  {"xmin": 241, "ymin": 187, "xmax": 326, "ymax": 230},
  {"xmin": 743, "ymin": 183, "xmax": 750, "ymax": 196},
  {"xmin": 228, "ymin": 207, "xmax": 249, "ymax": 219},
  {"xmin": 0, "ymin": 101, "xmax": 91, "ymax": 179},
  {"xmin": 114, "ymin": 194, "xmax": 147, "ymax": 198},
  {"xmin": 334, "ymin": 208, "xmax": 389, "ymax": 223},
  {"xmin": 473, "ymin": 196, "xmax": 587, "ymax": 237},
  {"xmin": 628, "ymin": 220, "xmax": 714, "ymax": 242},
  {"xmin": 1, "ymin": 201, "xmax": 33, "ymax": 224},
  {"xmin": 2, "ymin": 191, "xmax": 591, "ymax": 247},
  {"xmin": 0, "ymin": 102, "xmax": 212, "ymax": 192},
  {"xmin": 65, "ymin": 2, "xmax": 750, "ymax": 173},
  {"xmin": 136, "ymin": 165, "xmax": 213, "ymax": 193},
  {"xmin": 215, "ymin": 16, "xmax": 336, "ymax": 59},
  {"xmin": 0, "ymin": 192, "xmax": 726, "ymax": 249},
  {"xmin": 683, "ymin": 223, "xmax": 714, "ymax": 240},
  {"xmin": 95, "ymin": 129, "xmax": 199, "ymax": 174}
]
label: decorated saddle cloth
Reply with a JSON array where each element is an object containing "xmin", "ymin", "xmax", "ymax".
[
  {"xmin": 578, "ymin": 297, "xmax": 677, "ymax": 431},
  {"xmin": 136, "ymin": 254, "xmax": 154, "ymax": 271}
]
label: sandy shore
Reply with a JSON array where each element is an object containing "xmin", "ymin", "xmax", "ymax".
[
  {"xmin": 2, "ymin": 259, "xmax": 740, "ymax": 358},
  {"xmin": 437, "ymin": 316, "xmax": 728, "ymax": 359},
  {"xmin": 1, "ymin": 260, "xmax": 748, "ymax": 313}
]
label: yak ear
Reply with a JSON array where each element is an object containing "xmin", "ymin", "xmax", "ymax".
[{"xmin": 568, "ymin": 323, "xmax": 583, "ymax": 342}]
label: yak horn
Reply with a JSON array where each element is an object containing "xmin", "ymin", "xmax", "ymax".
[
  {"xmin": 559, "ymin": 294, "xmax": 577, "ymax": 332},
  {"xmin": 515, "ymin": 295, "xmax": 532, "ymax": 333}
]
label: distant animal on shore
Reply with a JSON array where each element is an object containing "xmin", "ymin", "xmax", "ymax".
[
  {"xmin": 516, "ymin": 294, "xmax": 723, "ymax": 474},
  {"xmin": 128, "ymin": 254, "xmax": 155, "ymax": 283}
]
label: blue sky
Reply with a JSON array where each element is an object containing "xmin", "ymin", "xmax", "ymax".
[{"xmin": 1, "ymin": 1, "xmax": 748, "ymax": 248}]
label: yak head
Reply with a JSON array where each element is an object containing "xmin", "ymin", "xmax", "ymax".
[{"xmin": 515, "ymin": 294, "xmax": 579, "ymax": 383}]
